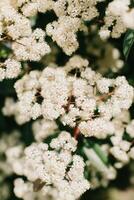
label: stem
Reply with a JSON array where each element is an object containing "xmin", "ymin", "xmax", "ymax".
[
  {"xmin": 97, "ymin": 91, "xmax": 114, "ymax": 102},
  {"xmin": 73, "ymin": 126, "xmax": 80, "ymax": 140}
]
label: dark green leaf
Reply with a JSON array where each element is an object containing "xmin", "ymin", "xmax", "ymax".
[{"xmin": 123, "ymin": 29, "xmax": 134, "ymax": 60}]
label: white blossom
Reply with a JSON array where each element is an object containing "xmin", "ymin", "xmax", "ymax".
[{"xmin": 13, "ymin": 132, "xmax": 90, "ymax": 200}]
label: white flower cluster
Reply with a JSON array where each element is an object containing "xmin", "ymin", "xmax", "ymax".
[
  {"xmin": 0, "ymin": 0, "xmax": 132, "ymax": 82},
  {"xmin": 0, "ymin": 0, "xmax": 31, "ymax": 40},
  {"xmin": 1, "ymin": 0, "xmax": 107, "ymax": 56},
  {"xmin": 3, "ymin": 56, "xmax": 133, "ymax": 138},
  {"xmin": 12, "ymin": 132, "xmax": 90, "ymax": 200},
  {"xmin": 109, "ymin": 111, "xmax": 134, "ymax": 166},
  {"xmin": 0, "ymin": 1, "xmax": 134, "ymax": 199},
  {"xmin": 11, "ymin": 0, "xmax": 104, "ymax": 21},
  {"xmin": 0, "ymin": 0, "xmax": 50, "ymax": 79},
  {"xmin": 0, "ymin": 59, "xmax": 21, "ymax": 81},
  {"xmin": 99, "ymin": 0, "xmax": 134, "ymax": 39},
  {"xmin": 32, "ymin": 119, "xmax": 58, "ymax": 142},
  {"xmin": 83, "ymin": 110, "xmax": 134, "ymax": 189},
  {"xmin": 12, "ymin": 28, "xmax": 51, "ymax": 61},
  {"xmin": 46, "ymin": 16, "xmax": 81, "ymax": 55},
  {"xmin": 46, "ymin": 0, "xmax": 105, "ymax": 54},
  {"xmin": 53, "ymin": 0, "xmax": 103, "ymax": 20},
  {"xmin": 11, "ymin": 0, "xmax": 53, "ymax": 17}
]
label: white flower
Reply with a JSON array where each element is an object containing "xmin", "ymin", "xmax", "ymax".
[
  {"xmin": 46, "ymin": 16, "xmax": 80, "ymax": 55},
  {"xmin": 12, "ymin": 29, "xmax": 51, "ymax": 61},
  {"xmin": 122, "ymin": 9, "xmax": 134, "ymax": 29},
  {"xmin": 32, "ymin": 119, "xmax": 58, "ymax": 142},
  {"xmin": 5, "ymin": 59, "xmax": 21, "ymax": 78},
  {"xmin": 99, "ymin": 29, "xmax": 110, "ymax": 40},
  {"xmin": 97, "ymin": 78, "xmax": 113, "ymax": 94},
  {"xmin": 108, "ymin": 0, "xmax": 130, "ymax": 16},
  {"xmin": 13, "ymin": 132, "xmax": 90, "ymax": 200},
  {"xmin": 110, "ymin": 146, "xmax": 129, "ymax": 163},
  {"xmin": 79, "ymin": 118, "xmax": 114, "ymax": 138}
]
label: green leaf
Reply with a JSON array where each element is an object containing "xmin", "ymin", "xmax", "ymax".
[
  {"xmin": 93, "ymin": 143, "xmax": 108, "ymax": 165},
  {"xmin": 123, "ymin": 29, "xmax": 134, "ymax": 60},
  {"xmin": 83, "ymin": 139, "xmax": 108, "ymax": 165}
]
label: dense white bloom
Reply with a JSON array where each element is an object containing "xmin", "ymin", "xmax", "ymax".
[
  {"xmin": 46, "ymin": 16, "xmax": 81, "ymax": 55},
  {"xmin": 2, "ymin": 56, "xmax": 133, "ymax": 138},
  {"xmin": 0, "ymin": 59, "xmax": 21, "ymax": 80},
  {"xmin": 50, "ymin": 131, "xmax": 77, "ymax": 151},
  {"xmin": 79, "ymin": 118, "xmax": 115, "ymax": 138},
  {"xmin": 0, "ymin": 3, "xmax": 32, "ymax": 39},
  {"xmin": 0, "ymin": 1, "xmax": 134, "ymax": 199},
  {"xmin": 96, "ymin": 78, "xmax": 113, "ymax": 94},
  {"xmin": 12, "ymin": 29, "xmax": 51, "ymax": 61},
  {"xmin": 100, "ymin": 0, "xmax": 134, "ymax": 38},
  {"xmin": 32, "ymin": 119, "xmax": 58, "ymax": 141},
  {"xmin": 13, "ymin": 132, "xmax": 90, "ymax": 200},
  {"xmin": 53, "ymin": 0, "xmax": 101, "ymax": 20},
  {"xmin": 12, "ymin": 0, "xmax": 53, "ymax": 17},
  {"xmin": 64, "ymin": 55, "xmax": 89, "ymax": 73},
  {"xmin": 5, "ymin": 59, "xmax": 21, "ymax": 78}
]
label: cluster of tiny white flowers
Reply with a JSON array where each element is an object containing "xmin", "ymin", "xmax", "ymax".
[
  {"xmin": 13, "ymin": 132, "xmax": 90, "ymax": 200},
  {"xmin": 46, "ymin": 16, "xmax": 81, "ymax": 55},
  {"xmin": 109, "ymin": 111, "xmax": 134, "ymax": 167},
  {"xmin": 86, "ymin": 109, "xmax": 134, "ymax": 171},
  {"xmin": 0, "ymin": 0, "xmax": 31, "ymax": 40},
  {"xmin": 83, "ymin": 110, "xmax": 134, "ymax": 189},
  {"xmin": 3, "ymin": 56, "xmax": 133, "ymax": 138},
  {"xmin": 0, "ymin": 1, "xmax": 134, "ymax": 198},
  {"xmin": 32, "ymin": 119, "xmax": 58, "ymax": 142},
  {"xmin": 46, "ymin": 0, "xmax": 105, "ymax": 54},
  {"xmin": 11, "ymin": 0, "xmax": 104, "ymax": 21},
  {"xmin": 53, "ymin": 0, "xmax": 103, "ymax": 20},
  {"xmin": 99, "ymin": 0, "xmax": 134, "ymax": 39},
  {"xmin": 0, "ymin": 59, "xmax": 21, "ymax": 81},
  {"xmin": 0, "ymin": 0, "xmax": 132, "ymax": 82},
  {"xmin": 11, "ymin": 0, "xmax": 53, "ymax": 17},
  {"xmin": 12, "ymin": 28, "xmax": 51, "ymax": 61},
  {"xmin": 0, "ymin": 0, "xmax": 112, "ymax": 59},
  {"xmin": 0, "ymin": 0, "xmax": 50, "ymax": 79}
]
